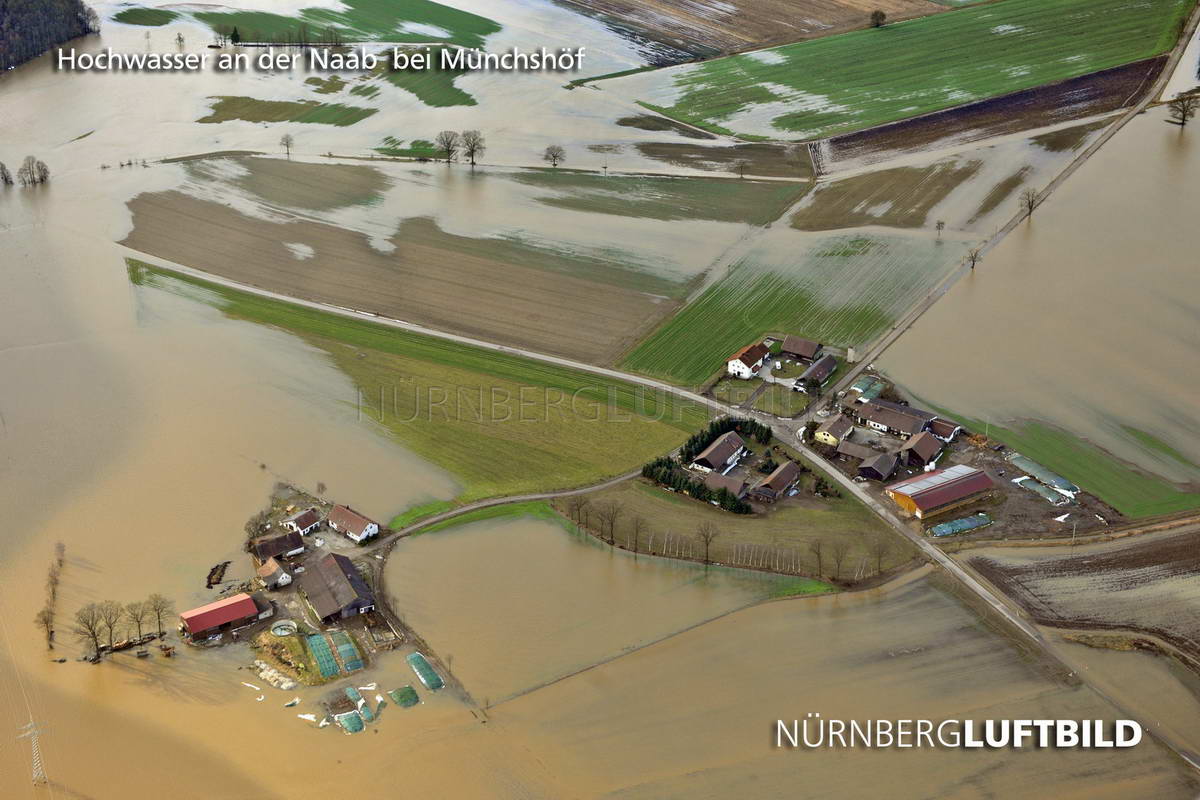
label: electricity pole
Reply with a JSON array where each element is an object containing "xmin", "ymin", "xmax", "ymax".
[{"xmin": 17, "ymin": 719, "xmax": 49, "ymax": 785}]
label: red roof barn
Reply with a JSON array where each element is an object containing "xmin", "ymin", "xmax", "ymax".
[{"xmin": 179, "ymin": 593, "xmax": 260, "ymax": 638}]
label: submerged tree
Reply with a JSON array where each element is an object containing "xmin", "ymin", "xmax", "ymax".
[
  {"xmin": 696, "ymin": 521, "xmax": 721, "ymax": 566},
  {"xmin": 147, "ymin": 593, "xmax": 175, "ymax": 635},
  {"xmin": 1020, "ymin": 187, "xmax": 1039, "ymax": 219},
  {"xmin": 1167, "ymin": 93, "xmax": 1200, "ymax": 127},
  {"xmin": 124, "ymin": 601, "xmax": 150, "ymax": 639},
  {"xmin": 870, "ymin": 10, "xmax": 887, "ymax": 27},
  {"xmin": 34, "ymin": 607, "xmax": 54, "ymax": 649},
  {"xmin": 435, "ymin": 130, "xmax": 461, "ymax": 163},
  {"xmin": 732, "ymin": 158, "xmax": 750, "ymax": 179},
  {"xmin": 542, "ymin": 144, "xmax": 566, "ymax": 168},
  {"xmin": 98, "ymin": 600, "xmax": 123, "ymax": 648},
  {"xmin": 73, "ymin": 603, "xmax": 104, "ymax": 658},
  {"xmin": 280, "ymin": 133, "xmax": 294, "ymax": 159},
  {"xmin": 460, "ymin": 129, "xmax": 486, "ymax": 166},
  {"xmin": 966, "ymin": 247, "xmax": 982, "ymax": 270},
  {"xmin": 0, "ymin": 162, "xmax": 11, "ymax": 186}
]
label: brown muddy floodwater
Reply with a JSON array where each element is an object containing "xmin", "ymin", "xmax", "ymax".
[
  {"xmin": 3, "ymin": 8, "xmax": 1200, "ymax": 796},
  {"xmin": 883, "ymin": 107, "xmax": 1200, "ymax": 487}
]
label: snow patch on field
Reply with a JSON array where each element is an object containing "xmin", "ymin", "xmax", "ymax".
[
  {"xmin": 991, "ymin": 24, "xmax": 1025, "ymax": 35},
  {"xmin": 1005, "ymin": 66, "xmax": 1032, "ymax": 78},
  {"xmin": 396, "ymin": 21, "xmax": 452, "ymax": 39},
  {"xmin": 284, "ymin": 242, "xmax": 315, "ymax": 260},
  {"xmin": 745, "ymin": 50, "xmax": 787, "ymax": 66},
  {"xmin": 720, "ymin": 84, "xmax": 851, "ymax": 137}
]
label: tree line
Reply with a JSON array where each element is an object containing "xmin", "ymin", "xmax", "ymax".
[
  {"xmin": 1, "ymin": 0, "xmax": 99, "ymax": 71},
  {"xmin": 679, "ymin": 416, "xmax": 771, "ymax": 464},
  {"xmin": 641, "ymin": 455, "xmax": 753, "ymax": 514},
  {"xmin": 71, "ymin": 595, "xmax": 176, "ymax": 658},
  {"xmin": 32, "ymin": 542, "xmax": 66, "ymax": 649},
  {"xmin": 0, "ymin": 155, "xmax": 50, "ymax": 186}
]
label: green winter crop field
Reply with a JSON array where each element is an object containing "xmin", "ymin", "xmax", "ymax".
[
  {"xmin": 622, "ymin": 232, "xmax": 965, "ymax": 385},
  {"xmin": 610, "ymin": 0, "xmax": 1192, "ymax": 139}
]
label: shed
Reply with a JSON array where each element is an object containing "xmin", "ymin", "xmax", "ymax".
[
  {"xmin": 858, "ymin": 452, "xmax": 898, "ymax": 482},
  {"xmin": 795, "ymin": 354, "xmax": 838, "ymax": 391},
  {"xmin": 836, "ymin": 440, "xmax": 877, "ymax": 462},
  {"xmin": 252, "ymin": 531, "xmax": 305, "ymax": 563},
  {"xmin": 750, "ymin": 461, "xmax": 803, "ymax": 503},
  {"xmin": 781, "ymin": 335, "xmax": 822, "ymax": 362},
  {"xmin": 284, "ymin": 507, "xmax": 322, "ymax": 535},
  {"xmin": 899, "ymin": 431, "xmax": 943, "ymax": 468},
  {"xmin": 928, "ymin": 418, "xmax": 962, "ymax": 442},
  {"xmin": 256, "ymin": 557, "xmax": 291, "ymax": 590},
  {"xmin": 703, "ymin": 472, "xmax": 748, "ymax": 499}
]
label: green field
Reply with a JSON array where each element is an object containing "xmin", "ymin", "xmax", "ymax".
[
  {"xmin": 192, "ymin": 0, "xmax": 499, "ymax": 48},
  {"xmin": 753, "ymin": 384, "xmax": 809, "ymax": 418},
  {"xmin": 113, "ymin": 8, "xmax": 178, "ymax": 26},
  {"xmin": 198, "ymin": 97, "xmax": 377, "ymax": 126},
  {"xmin": 612, "ymin": 0, "xmax": 1191, "ymax": 139},
  {"xmin": 374, "ymin": 137, "xmax": 439, "ymax": 158},
  {"xmin": 512, "ymin": 171, "xmax": 810, "ymax": 226},
  {"xmin": 622, "ymin": 232, "xmax": 964, "ymax": 385},
  {"xmin": 128, "ymin": 260, "xmax": 711, "ymax": 503}
]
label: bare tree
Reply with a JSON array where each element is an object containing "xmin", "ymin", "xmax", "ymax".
[
  {"xmin": 566, "ymin": 495, "xmax": 586, "ymax": 523},
  {"xmin": 542, "ymin": 145, "xmax": 565, "ymax": 168},
  {"xmin": 176, "ymin": 32, "xmax": 185, "ymax": 48},
  {"xmin": 869, "ymin": 534, "xmax": 890, "ymax": 575},
  {"xmin": 435, "ymin": 130, "xmax": 461, "ymax": 163},
  {"xmin": 808, "ymin": 538, "xmax": 824, "ymax": 577},
  {"xmin": 460, "ymin": 129, "xmax": 486, "ymax": 167},
  {"xmin": 1019, "ymin": 188, "xmax": 1038, "ymax": 219},
  {"xmin": 34, "ymin": 607, "xmax": 54, "ymax": 649},
  {"xmin": 98, "ymin": 600, "xmax": 123, "ymax": 649},
  {"xmin": 696, "ymin": 522, "xmax": 721, "ymax": 565},
  {"xmin": 732, "ymin": 158, "xmax": 750, "ymax": 179},
  {"xmin": 124, "ymin": 601, "xmax": 150, "ymax": 640},
  {"xmin": 629, "ymin": 515, "xmax": 646, "ymax": 556},
  {"xmin": 34, "ymin": 160, "xmax": 49, "ymax": 184},
  {"xmin": 73, "ymin": 603, "xmax": 105, "ymax": 658},
  {"xmin": 595, "ymin": 501, "xmax": 622, "ymax": 545},
  {"xmin": 870, "ymin": 10, "xmax": 887, "ymax": 27},
  {"xmin": 17, "ymin": 155, "xmax": 38, "ymax": 186},
  {"xmin": 280, "ymin": 133, "xmax": 294, "ymax": 159},
  {"xmin": 831, "ymin": 539, "xmax": 851, "ymax": 580},
  {"xmin": 935, "ymin": 220, "xmax": 945, "ymax": 240},
  {"xmin": 244, "ymin": 509, "xmax": 268, "ymax": 542},
  {"xmin": 146, "ymin": 593, "xmax": 175, "ymax": 635},
  {"xmin": 0, "ymin": 162, "xmax": 11, "ymax": 186},
  {"xmin": 966, "ymin": 248, "xmax": 982, "ymax": 270},
  {"xmin": 1167, "ymin": 93, "xmax": 1200, "ymax": 127}
]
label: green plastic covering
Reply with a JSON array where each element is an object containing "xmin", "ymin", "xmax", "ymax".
[
  {"xmin": 335, "ymin": 711, "xmax": 364, "ymax": 733},
  {"xmin": 928, "ymin": 513, "xmax": 992, "ymax": 537},
  {"xmin": 332, "ymin": 630, "xmax": 363, "ymax": 672},
  {"xmin": 389, "ymin": 685, "xmax": 420, "ymax": 708},
  {"xmin": 345, "ymin": 687, "xmax": 374, "ymax": 721},
  {"xmin": 1008, "ymin": 454, "xmax": 1079, "ymax": 494},
  {"xmin": 306, "ymin": 634, "xmax": 340, "ymax": 679},
  {"xmin": 1016, "ymin": 477, "xmax": 1071, "ymax": 506},
  {"xmin": 407, "ymin": 652, "xmax": 444, "ymax": 690}
]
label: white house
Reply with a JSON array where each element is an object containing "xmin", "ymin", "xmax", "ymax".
[
  {"xmin": 327, "ymin": 504, "xmax": 380, "ymax": 544},
  {"xmin": 726, "ymin": 342, "xmax": 769, "ymax": 379}
]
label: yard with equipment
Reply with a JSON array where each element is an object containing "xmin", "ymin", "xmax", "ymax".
[{"xmin": 602, "ymin": 0, "xmax": 1192, "ymax": 139}]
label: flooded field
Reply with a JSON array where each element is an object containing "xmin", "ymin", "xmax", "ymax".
[
  {"xmin": 883, "ymin": 106, "xmax": 1200, "ymax": 515},
  {"xmin": 383, "ymin": 512, "xmax": 800, "ymax": 702}
]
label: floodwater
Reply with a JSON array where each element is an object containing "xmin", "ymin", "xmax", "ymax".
[
  {"xmin": 4, "ymin": 1, "xmax": 1200, "ymax": 797},
  {"xmin": 883, "ymin": 106, "xmax": 1200, "ymax": 487},
  {"xmin": 383, "ymin": 514, "xmax": 795, "ymax": 702}
]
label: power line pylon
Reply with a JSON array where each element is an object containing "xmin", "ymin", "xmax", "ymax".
[{"xmin": 17, "ymin": 719, "xmax": 49, "ymax": 785}]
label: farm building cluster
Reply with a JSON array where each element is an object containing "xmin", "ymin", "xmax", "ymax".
[
  {"xmin": 810, "ymin": 373, "xmax": 1113, "ymax": 538},
  {"xmin": 690, "ymin": 430, "xmax": 805, "ymax": 506},
  {"xmin": 727, "ymin": 335, "xmax": 839, "ymax": 395}
]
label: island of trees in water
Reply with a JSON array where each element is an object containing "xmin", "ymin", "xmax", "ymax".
[{"xmin": 1, "ymin": 0, "xmax": 99, "ymax": 71}]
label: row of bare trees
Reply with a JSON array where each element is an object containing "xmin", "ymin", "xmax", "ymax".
[
  {"xmin": 32, "ymin": 543, "xmax": 67, "ymax": 649},
  {"xmin": 564, "ymin": 497, "xmax": 894, "ymax": 581},
  {"xmin": 72, "ymin": 595, "xmax": 176, "ymax": 658},
  {"xmin": 0, "ymin": 156, "xmax": 50, "ymax": 187},
  {"xmin": 433, "ymin": 130, "xmax": 488, "ymax": 166}
]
